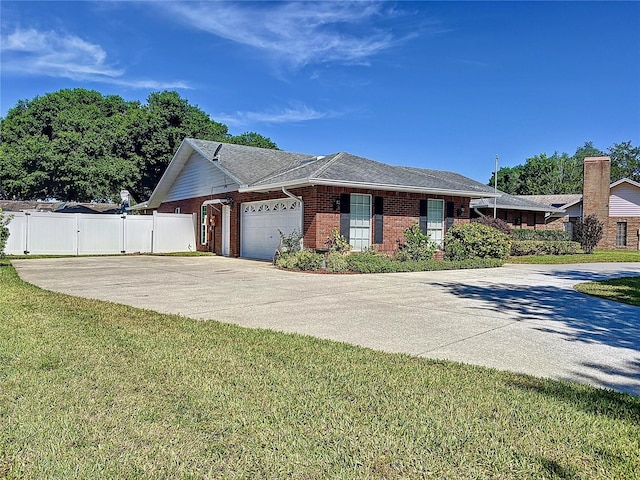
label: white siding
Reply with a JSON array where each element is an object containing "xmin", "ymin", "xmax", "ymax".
[
  {"xmin": 609, "ymin": 184, "xmax": 640, "ymax": 217},
  {"xmin": 164, "ymin": 152, "xmax": 238, "ymax": 202},
  {"xmin": 564, "ymin": 203, "xmax": 582, "ymax": 217}
]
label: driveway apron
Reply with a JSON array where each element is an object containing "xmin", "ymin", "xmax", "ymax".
[{"xmin": 11, "ymin": 256, "xmax": 640, "ymax": 396}]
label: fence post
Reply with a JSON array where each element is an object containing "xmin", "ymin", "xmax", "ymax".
[
  {"xmin": 121, "ymin": 215, "xmax": 126, "ymax": 254},
  {"xmin": 24, "ymin": 212, "xmax": 30, "ymax": 255}
]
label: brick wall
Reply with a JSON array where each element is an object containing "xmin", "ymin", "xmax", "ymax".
[
  {"xmin": 583, "ymin": 156, "xmax": 611, "ymax": 248},
  {"xmin": 158, "ymin": 186, "xmax": 472, "ymax": 257},
  {"xmin": 602, "ymin": 217, "xmax": 640, "ymax": 250}
]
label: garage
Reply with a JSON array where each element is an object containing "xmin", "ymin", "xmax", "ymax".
[{"xmin": 240, "ymin": 198, "xmax": 302, "ymax": 260}]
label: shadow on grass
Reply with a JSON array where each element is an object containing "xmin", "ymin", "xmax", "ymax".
[{"xmin": 506, "ymin": 375, "xmax": 640, "ymax": 423}]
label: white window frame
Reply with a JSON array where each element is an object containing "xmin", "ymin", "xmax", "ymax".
[
  {"xmin": 427, "ymin": 199, "xmax": 444, "ymax": 247},
  {"xmin": 174, "ymin": 207, "xmax": 181, "ymax": 214},
  {"xmin": 616, "ymin": 222, "xmax": 627, "ymax": 247},
  {"xmin": 349, "ymin": 193, "xmax": 372, "ymax": 251},
  {"xmin": 200, "ymin": 205, "xmax": 207, "ymax": 245}
]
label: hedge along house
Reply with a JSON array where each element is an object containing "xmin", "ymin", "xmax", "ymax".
[{"xmin": 134, "ymin": 138, "xmax": 500, "ymax": 260}]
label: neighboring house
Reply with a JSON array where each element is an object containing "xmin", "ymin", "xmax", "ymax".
[
  {"xmin": 134, "ymin": 138, "xmax": 500, "ymax": 260},
  {"xmin": 0, "ymin": 200, "xmax": 122, "ymax": 214},
  {"xmin": 470, "ymin": 191, "xmax": 564, "ymax": 229},
  {"xmin": 478, "ymin": 156, "xmax": 640, "ymax": 250}
]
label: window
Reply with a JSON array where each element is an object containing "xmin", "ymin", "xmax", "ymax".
[
  {"xmin": 200, "ymin": 205, "xmax": 207, "ymax": 244},
  {"xmin": 616, "ymin": 222, "xmax": 627, "ymax": 247},
  {"xmin": 427, "ymin": 199, "xmax": 444, "ymax": 246},
  {"xmin": 349, "ymin": 194, "xmax": 371, "ymax": 251}
]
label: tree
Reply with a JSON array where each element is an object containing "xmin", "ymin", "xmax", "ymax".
[
  {"xmin": 0, "ymin": 208, "xmax": 11, "ymax": 258},
  {"xmin": 574, "ymin": 214, "xmax": 603, "ymax": 254},
  {"xmin": 608, "ymin": 141, "xmax": 640, "ymax": 183},
  {"xmin": 0, "ymin": 89, "xmax": 279, "ymax": 202}
]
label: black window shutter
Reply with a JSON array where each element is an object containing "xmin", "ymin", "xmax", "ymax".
[
  {"xmin": 419, "ymin": 199, "xmax": 428, "ymax": 234},
  {"xmin": 340, "ymin": 193, "xmax": 350, "ymax": 240},
  {"xmin": 446, "ymin": 201, "xmax": 454, "ymax": 218},
  {"xmin": 374, "ymin": 196, "xmax": 383, "ymax": 244}
]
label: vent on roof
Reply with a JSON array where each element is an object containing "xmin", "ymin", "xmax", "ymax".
[{"xmin": 300, "ymin": 155, "xmax": 324, "ymax": 164}]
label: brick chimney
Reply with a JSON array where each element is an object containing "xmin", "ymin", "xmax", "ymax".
[{"xmin": 582, "ymin": 156, "xmax": 610, "ymax": 231}]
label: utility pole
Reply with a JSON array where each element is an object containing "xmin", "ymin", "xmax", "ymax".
[{"xmin": 493, "ymin": 154, "xmax": 498, "ymax": 219}]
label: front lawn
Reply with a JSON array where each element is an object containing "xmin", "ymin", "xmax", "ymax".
[
  {"xmin": 1, "ymin": 260, "xmax": 639, "ymax": 478},
  {"xmin": 508, "ymin": 249, "xmax": 640, "ymax": 264},
  {"xmin": 575, "ymin": 276, "xmax": 640, "ymax": 307}
]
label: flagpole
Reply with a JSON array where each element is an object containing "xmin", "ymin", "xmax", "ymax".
[{"xmin": 493, "ymin": 154, "xmax": 498, "ymax": 219}]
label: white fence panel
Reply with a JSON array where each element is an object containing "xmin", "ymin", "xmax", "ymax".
[
  {"xmin": 28, "ymin": 212, "xmax": 77, "ymax": 255},
  {"xmin": 78, "ymin": 215, "xmax": 123, "ymax": 255},
  {"xmin": 124, "ymin": 216, "xmax": 153, "ymax": 253},
  {"xmin": 153, "ymin": 212, "xmax": 197, "ymax": 253},
  {"xmin": 2, "ymin": 211, "xmax": 196, "ymax": 256}
]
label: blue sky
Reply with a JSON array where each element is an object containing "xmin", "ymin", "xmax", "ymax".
[{"xmin": 1, "ymin": 1, "xmax": 639, "ymax": 184}]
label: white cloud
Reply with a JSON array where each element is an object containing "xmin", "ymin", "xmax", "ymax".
[
  {"xmin": 163, "ymin": 1, "xmax": 410, "ymax": 68},
  {"xmin": 0, "ymin": 28, "xmax": 190, "ymax": 89},
  {"xmin": 215, "ymin": 104, "xmax": 337, "ymax": 126}
]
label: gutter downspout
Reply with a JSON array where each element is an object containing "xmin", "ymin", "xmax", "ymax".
[
  {"xmin": 281, "ymin": 187, "xmax": 304, "ymax": 249},
  {"xmin": 473, "ymin": 207, "xmax": 487, "ymax": 218}
]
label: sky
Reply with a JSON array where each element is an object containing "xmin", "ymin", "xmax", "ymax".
[{"xmin": 1, "ymin": 1, "xmax": 639, "ymax": 184}]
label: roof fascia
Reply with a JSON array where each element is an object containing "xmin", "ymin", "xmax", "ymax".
[
  {"xmin": 610, "ymin": 177, "xmax": 640, "ymax": 189},
  {"xmin": 240, "ymin": 178, "xmax": 501, "ymax": 198}
]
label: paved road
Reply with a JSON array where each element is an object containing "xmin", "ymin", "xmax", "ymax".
[{"xmin": 12, "ymin": 256, "xmax": 640, "ymax": 396}]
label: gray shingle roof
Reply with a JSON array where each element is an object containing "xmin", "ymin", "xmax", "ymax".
[
  {"xmin": 188, "ymin": 139, "xmax": 315, "ymax": 186},
  {"xmin": 516, "ymin": 194, "xmax": 582, "ymax": 208},
  {"xmin": 248, "ymin": 151, "xmax": 498, "ymax": 196},
  {"xmin": 146, "ymin": 139, "xmax": 503, "ymax": 207},
  {"xmin": 471, "ymin": 192, "xmax": 565, "ymax": 213}
]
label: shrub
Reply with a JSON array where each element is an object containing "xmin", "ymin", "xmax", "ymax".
[
  {"xmin": 345, "ymin": 251, "xmax": 395, "ymax": 273},
  {"xmin": 0, "ymin": 208, "xmax": 12, "ymax": 258},
  {"xmin": 444, "ymin": 222, "xmax": 512, "ymax": 261},
  {"xmin": 472, "ymin": 217, "xmax": 512, "ymax": 236},
  {"xmin": 275, "ymin": 249, "xmax": 324, "ymax": 271},
  {"xmin": 325, "ymin": 251, "xmax": 349, "ymax": 273},
  {"xmin": 325, "ymin": 228, "xmax": 351, "ymax": 254},
  {"xmin": 396, "ymin": 223, "xmax": 438, "ymax": 262},
  {"xmin": 512, "ymin": 229, "xmax": 571, "ymax": 241},
  {"xmin": 574, "ymin": 214, "xmax": 604, "ymax": 254},
  {"xmin": 510, "ymin": 240, "xmax": 581, "ymax": 256}
]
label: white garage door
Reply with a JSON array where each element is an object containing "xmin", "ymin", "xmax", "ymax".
[{"xmin": 240, "ymin": 198, "xmax": 302, "ymax": 260}]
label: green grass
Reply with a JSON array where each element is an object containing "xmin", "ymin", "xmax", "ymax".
[
  {"xmin": 1, "ymin": 260, "xmax": 639, "ymax": 479},
  {"xmin": 508, "ymin": 249, "xmax": 640, "ymax": 264},
  {"xmin": 575, "ymin": 276, "xmax": 640, "ymax": 307}
]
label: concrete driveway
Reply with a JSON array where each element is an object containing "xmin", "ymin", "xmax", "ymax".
[{"xmin": 12, "ymin": 256, "xmax": 640, "ymax": 396}]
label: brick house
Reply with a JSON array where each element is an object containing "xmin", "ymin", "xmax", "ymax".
[
  {"xmin": 133, "ymin": 138, "xmax": 499, "ymax": 260},
  {"xmin": 470, "ymin": 192, "xmax": 564, "ymax": 229},
  {"xmin": 471, "ymin": 156, "xmax": 640, "ymax": 250}
]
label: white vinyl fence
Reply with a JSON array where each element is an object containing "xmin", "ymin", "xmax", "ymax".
[{"xmin": 2, "ymin": 211, "xmax": 197, "ymax": 256}]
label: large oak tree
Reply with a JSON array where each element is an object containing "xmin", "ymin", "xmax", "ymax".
[{"xmin": 0, "ymin": 89, "xmax": 277, "ymax": 202}]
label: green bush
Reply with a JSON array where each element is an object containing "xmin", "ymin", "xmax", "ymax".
[
  {"xmin": 275, "ymin": 249, "xmax": 324, "ymax": 271},
  {"xmin": 444, "ymin": 223, "xmax": 512, "ymax": 261},
  {"xmin": 325, "ymin": 228, "xmax": 351, "ymax": 254},
  {"xmin": 0, "ymin": 208, "xmax": 12, "ymax": 258},
  {"xmin": 325, "ymin": 251, "xmax": 349, "ymax": 273},
  {"xmin": 512, "ymin": 229, "xmax": 571, "ymax": 241},
  {"xmin": 396, "ymin": 223, "xmax": 438, "ymax": 262},
  {"xmin": 345, "ymin": 251, "xmax": 396, "ymax": 273},
  {"xmin": 510, "ymin": 240, "xmax": 582, "ymax": 256}
]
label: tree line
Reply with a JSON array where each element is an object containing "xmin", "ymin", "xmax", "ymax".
[
  {"xmin": 0, "ymin": 89, "xmax": 277, "ymax": 203},
  {"xmin": 490, "ymin": 141, "xmax": 640, "ymax": 195}
]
